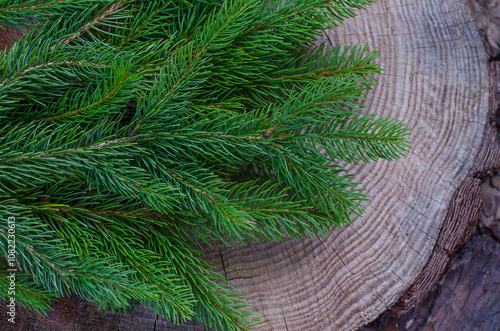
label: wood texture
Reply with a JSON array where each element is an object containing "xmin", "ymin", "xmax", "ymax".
[
  {"xmin": 469, "ymin": 0, "xmax": 500, "ymax": 58},
  {"xmin": 0, "ymin": 25, "xmax": 26, "ymax": 51},
  {"xmin": 0, "ymin": 295, "xmax": 207, "ymax": 331},
  {"xmin": 388, "ymin": 60, "xmax": 500, "ymax": 314},
  {"xmin": 362, "ymin": 161, "xmax": 500, "ymax": 331},
  {"xmin": 361, "ymin": 234, "xmax": 500, "ymax": 331},
  {"xmin": 0, "ymin": 1, "xmax": 491, "ymax": 330},
  {"xmin": 360, "ymin": 60, "xmax": 500, "ymax": 331},
  {"xmin": 215, "ymin": 0, "xmax": 487, "ymax": 328},
  {"xmin": 201, "ymin": 0, "xmax": 490, "ymax": 329}
]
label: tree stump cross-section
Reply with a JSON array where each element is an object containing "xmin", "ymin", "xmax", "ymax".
[
  {"xmin": 0, "ymin": 0, "xmax": 491, "ymax": 330},
  {"xmin": 211, "ymin": 0, "xmax": 488, "ymax": 329}
]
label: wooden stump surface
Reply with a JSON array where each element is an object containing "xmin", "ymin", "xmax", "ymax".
[
  {"xmin": 205, "ymin": 0, "xmax": 489, "ymax": 329},
  {"xmin": 0, "ymin": 0, "xmax": 491, "ymax": 330},
  {"xmin": 362, "ymin": 111, "xmax": 500, "ymax": 330}
]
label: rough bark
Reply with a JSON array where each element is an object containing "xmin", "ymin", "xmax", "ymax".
[
  {"xmin": 362, "ymin": 5, "xmax": 500, "ymax": 328},
  {"xmin": 387, "ymin": 60, "xmax": 500, "ymax": 314},
  {"xmin": 0, "ymin": 0, "xmax": 492, "ymax": 330},
  {"xmin": 361, "ymin": 45, "xmax": 500, "ymax": 329},
  {"xmin": 0, "ymin": 25, "xmax": 26, "ymax": 51},
  {"xmin": 361, "ymin": 170, "xmax": 500, "ymax": 331},
  {"xmin": 361, "ymin": 232, "xmax": 500, "ymax": 331},
  {"xmin": 469, "ymin": 0, "xmax": 500, "ymax": 58},
  {"xmin": 481, "ymin": 174, "xmax": 500, "ymax": 240},
  {"xmin": 0, "ymin": 295, "xmax": 207, "ymax": 331}
]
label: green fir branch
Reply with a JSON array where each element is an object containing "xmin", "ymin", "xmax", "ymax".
[{"xmin": 0, "ymin": 1, "xmax": 410, "ymax": 330}]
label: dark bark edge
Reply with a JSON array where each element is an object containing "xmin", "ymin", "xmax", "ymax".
[{"xmin": 389, "ymin": 61, "xmax": 500, "ymax": 314}]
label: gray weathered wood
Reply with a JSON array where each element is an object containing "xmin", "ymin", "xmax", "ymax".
[
  {"xmin": 0, "ymin": 0, "xmax": 491, "ymax": 329},
  {"xmin": 213, "ymin": 0, "xmax": 488, "ymax": 328},
  {"xmin": 361, "ymin": 60, "xmax": 500, "ymax": 331},
  {"xmin": 194, "ymin": 0, "xmax": 490, "ymax": 328}
]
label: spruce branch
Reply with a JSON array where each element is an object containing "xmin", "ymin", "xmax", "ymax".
[
  {"xmin": 59, "ymin": 0, "xmax": 128, "ymax": 46},
  {"xmin": 0, "ymin": 1, "xmax": 410, "ymax": 330}
]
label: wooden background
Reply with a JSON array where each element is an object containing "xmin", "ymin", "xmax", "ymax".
[
  {"xmin": 0, "ymin": 0, "xmax": 493, "ymax": 330},
  {"xmin": 209, "ymin": 0, "xmax": 489, "ymax": 328}
]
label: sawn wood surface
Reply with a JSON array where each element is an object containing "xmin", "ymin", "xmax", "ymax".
[{"xmin": 0, "ymin": 0, "xmax": 491, "ymax": 330}]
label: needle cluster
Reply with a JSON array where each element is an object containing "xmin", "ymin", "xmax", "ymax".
[{"xmin": 0, "ymin": 1, "xmax": 410, "ymax": 330}]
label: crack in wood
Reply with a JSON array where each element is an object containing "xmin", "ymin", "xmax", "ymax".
[{"xmin": 219, "ymin": 247, "xmax": 228, "ymax": 279}]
